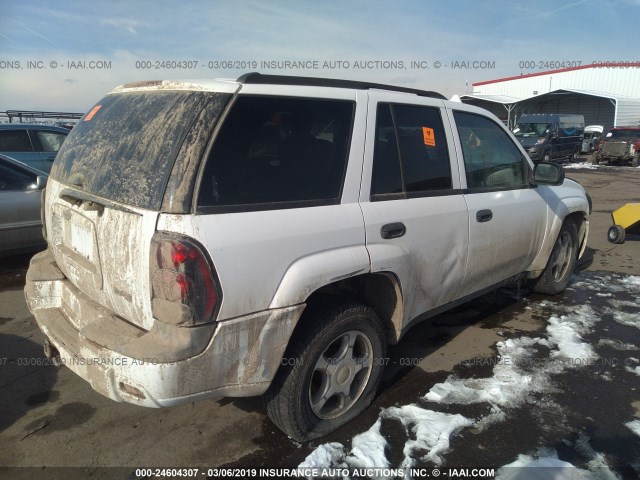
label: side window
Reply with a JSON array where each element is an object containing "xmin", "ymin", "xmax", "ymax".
[
  {"xmin": 454, "ymin": 111, "xmax": 527, "ymax": 190},
  {"xmin": 0, "ymin": 159, "xmax": 36, "ymax": 191},
  {"xmin": 0, "ymin": 130, "xmax": 33, "ymax": 152},
  {"xmin": 198, "ymin": 96, "xmax": 354, "ymax": 210},
  {"xmin": 35, "ymin": 131, "xmax": 67, "ymax": 152},
  {"xmin": 371, "ymin": 103, "xmax": 452, "ymax": 200}
]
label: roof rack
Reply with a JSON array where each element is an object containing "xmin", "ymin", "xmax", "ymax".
[{"xmin": 236, "ymin": 72, "xmax": 446, "ymax": 100}]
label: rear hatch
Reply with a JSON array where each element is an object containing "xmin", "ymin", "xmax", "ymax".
[{"xmin": 46, "ymin": 84, "xmax": 232, "ymax": 330}]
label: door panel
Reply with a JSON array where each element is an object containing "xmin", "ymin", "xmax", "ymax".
[
  {"xmin": 360, "ymin": 95, "xmax": 469, "ymax": 325},
  {"xmin": 449, "ymin": 108, "xmax": 547, "ymax": 297}
]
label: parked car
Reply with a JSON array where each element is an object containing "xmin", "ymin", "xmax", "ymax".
[
  {"xmin": 513, "ymin": 113, "xmax": 585, "ymax": 162},
  {"xmin": 580, "ymin": 125, "xmax": 604, "ymax": 154},
  {"xmin": 593, "ymin": 127, "xmax": 640, "ymax": 166},
  {"xmin": 0, "ymin": 124, "xmax": 69, "ymax": 173},
  {"xmin": 25, "ymin": 74, "xmax": 590, "ymax": 441},
  {"xmin": 0, "ymin": 153, "xmax": 47, "ymax": 256}
]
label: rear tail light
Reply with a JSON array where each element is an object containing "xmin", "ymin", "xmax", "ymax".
[{"xmin": 150, "ymin": 232, "xmax": 221, "ymax": 326}]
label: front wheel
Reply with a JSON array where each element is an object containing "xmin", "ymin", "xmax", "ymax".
[
  {"xmin": 264, "ymin": 302, "xmax": 386, "ymax": 441},
  {"xmin": 528, "ymin": 220, "xmax": 578, "ymax": 295}
]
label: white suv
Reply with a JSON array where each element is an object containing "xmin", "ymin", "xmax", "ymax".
[{"xmin": 25, "ymin": 73, "xmax": 590, "ymax": 441}]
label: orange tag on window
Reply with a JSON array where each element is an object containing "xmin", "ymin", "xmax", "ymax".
[
  {"xmin": 84, "ymin": 105, "xmax": 102, "ymax": 122},
  {"xmin": 422, "ymin": 127, "xmax": 435, "ymax": 146}
]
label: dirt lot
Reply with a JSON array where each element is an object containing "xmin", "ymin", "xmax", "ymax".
[{"xmin": 0, "ymin": 161, "xmax": 639, "ymax": 479}]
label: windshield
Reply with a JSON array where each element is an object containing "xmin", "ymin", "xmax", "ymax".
[
  {"xmin": 51, "ymin": 90, "xmax": 226, "ymax": 210},
  {"xmin": 583, "ymin": 133, "xmax": 593, "ymax": 139},
  {"xmin": 513, "ymin": 122, "xmax": 549, "ymax": 137}
]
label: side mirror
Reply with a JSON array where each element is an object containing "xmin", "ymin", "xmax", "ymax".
[
  {"xmin": 36, "ymin": 175, "xmax": 48, "ymax": 190},
  {"xmin": 533, "ymin": 162, "xmax": 564, "ymax": 186}
]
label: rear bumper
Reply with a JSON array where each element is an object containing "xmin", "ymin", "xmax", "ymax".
[{"xmin": 25, "ymin": 248, "xmax": 304, "ymax": 407}]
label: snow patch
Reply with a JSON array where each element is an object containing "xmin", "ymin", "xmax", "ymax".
[
  {"xmin": 496, "ymin": 447, "xmax": 619, "ymax": 480},
  {"xmin": 346, "ymin": 419, "xmax": 389, "ymax": 470},
  {"xmin": 299, "ymin": 442, "xmax": 346, "ymax": 469},
  {"xmin": 626, "ymin": 420, "xmax": 640, "ymax": 438},
  {"xmin": 382, "ymin": 405, "xmax": 472, "ymax": 467}
]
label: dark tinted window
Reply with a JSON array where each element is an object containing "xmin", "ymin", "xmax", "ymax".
[
  {"xmin": 198, "ymin": 96, "xmax": 354, "ymax": 210},
  {"xmin": 371, "ymin": 103, "xmax": 452, "ymax": 200},
  {"xmin": 0, "ymin": 159, "xmax": 36, "ymax": 190},
  {"xmin": 0, "ymin": 130, "xmax": 32, "ymax": 152},
  {"xmin": 51, "ymin": 91, "xmax": 227, "ymax": 210},
  {"xmin": 454, "ymin": 111, "xmax": 527, "ymax": 190}
]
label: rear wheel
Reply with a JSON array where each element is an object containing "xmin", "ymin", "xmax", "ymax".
[
  {"xmin": 264, "ymin": 301, "xmax": 386, "ymax": 441},
  {"xmin": 608, "ymin": 225, "xmax": 625, "ymax": 244},
  {"xmin": 529, "ymin": 220, "xmax": 578, "ymax": 295}
]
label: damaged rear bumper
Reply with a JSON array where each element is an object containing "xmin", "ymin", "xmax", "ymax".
[{"xmin": 24, "ymin": 249, "xmax": 304, "ymax": 407}]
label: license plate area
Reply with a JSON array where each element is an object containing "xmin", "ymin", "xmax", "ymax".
[{"xmin": 51, "ymin": 204, "xmax": 103, "ymax": 290}]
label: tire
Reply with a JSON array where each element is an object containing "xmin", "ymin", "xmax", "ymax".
[
  {"xmin": 529, "ymin": 220, "xmax": 578, "ymax": 295},
  {"xmin": 264, "ymin": 301, "xmax": 386, "ymax": 441},
  {"xmin": 608, "ymin": 225, "xmax": 625, "ymax": 244},
  {"xmin": 570, "ymin": 146, "xmax": 580, "ymax": 161}
]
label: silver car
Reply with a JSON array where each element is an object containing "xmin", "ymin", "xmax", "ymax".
[{"xmin": 0, "ymin": 153, "xmax": 47, "ymax": 255}]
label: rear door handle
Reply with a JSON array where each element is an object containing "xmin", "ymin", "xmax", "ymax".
[
  {"xmin": 476, "ymin": 209, "xmax": 493, "ymax": 223},
  {"xmin": 381, "ymin": 222, "xmax": 406, "ymax": 239}
]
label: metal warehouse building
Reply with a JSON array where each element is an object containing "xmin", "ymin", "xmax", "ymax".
[{"xmin": 460, "ymin": 64, "xmax": 640, "ymax": 129}]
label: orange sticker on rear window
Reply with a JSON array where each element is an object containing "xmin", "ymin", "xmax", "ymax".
[
  {"xmin": 84, "ymin": 105, "xmax": 102, "ymax": 122},
  {"xmin": 422, "ymin": 127, "xmax": 435, "ymax": 146}
]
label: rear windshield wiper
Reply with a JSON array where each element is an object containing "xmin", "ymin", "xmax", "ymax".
[{"xmin": 59, "ymin": 188, "xmax": 141, "ymax": 216}]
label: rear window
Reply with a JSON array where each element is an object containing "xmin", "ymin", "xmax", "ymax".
[
  {"xmin": 197, "ymin": 95, "xmax": 354, "ymax": 212},
  {"xmin": 0, "ymin": 130, "xmax": 32, "ymax": 152},
  {"xmin": 51, "ymin": 90, "xmax": 225, "ymax": 210}
]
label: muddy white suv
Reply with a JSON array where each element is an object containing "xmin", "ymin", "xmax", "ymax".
[{"xmin": 25, "ymin": 73, "xmax": 590, "ymax": 441}]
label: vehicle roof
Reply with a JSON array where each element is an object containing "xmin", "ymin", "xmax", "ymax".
[
  {"xmin": 0, "ymin": 152, "xmax": 48, "ymax": 175},
  {"xmin": 0, "ymin": 124, "xmax": 70, "ymax": 133},
  {"xmin": 111, "ymin": 73, "xmax": 447, "ymax": 100}
]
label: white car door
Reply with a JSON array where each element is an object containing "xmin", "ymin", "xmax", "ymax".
[
  {"xmin": 447, "ymin": 106, "xmax": 548, "ymax": 298},
  {"xmin": 359, "ymin": 92, "xmax": 469, "ymax": 326}
]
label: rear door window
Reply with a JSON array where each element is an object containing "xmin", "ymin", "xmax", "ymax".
[
  {"xmin": 0, "ymin": 159, "xmax": 36, "ymax": 191},
  {"xmin": 370, "ymin": 103, "xmax": 453, "ymax": 201},
  {"xmin": 197, "ymin": 96, "xmax": 354, "ymax": 212}
]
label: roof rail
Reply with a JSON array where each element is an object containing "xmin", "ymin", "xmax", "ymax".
[{"xmin": 236, "ymin": 72, "xmax": 446, "ymax": 100}]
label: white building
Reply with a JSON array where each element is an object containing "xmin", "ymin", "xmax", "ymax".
[{"xmin": 460, "ymin": 64, "xmax": 640, "ymax": 128}]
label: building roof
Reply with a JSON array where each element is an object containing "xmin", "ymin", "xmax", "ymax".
[{"xmin": 473, "ymin": 63, "xmax": 640, "ymax": 87}]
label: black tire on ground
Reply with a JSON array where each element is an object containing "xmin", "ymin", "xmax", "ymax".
[
  {"xmin": 528, "ymin": 220, "xmax": 579, "ymax": 295},
  {"xmin": 607, "ymin": 225, "xmax": 626, "ymax": 244},
  {"xmin": 264, "ymin": 301, "xmax": 386, "ymax": 442},
  {"xmin": 571, "ymin": 145, "xmax": 580, "ymax": 161}
]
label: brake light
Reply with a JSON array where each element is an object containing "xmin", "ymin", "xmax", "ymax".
[{"xmin": 150, "ymin": 233, "xmax": 220, "ymax": 326}]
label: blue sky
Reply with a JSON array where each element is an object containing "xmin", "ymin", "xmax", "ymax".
[{"xmin": 1, "ymin": 0, "xmax": 639, "ymax": 111}]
